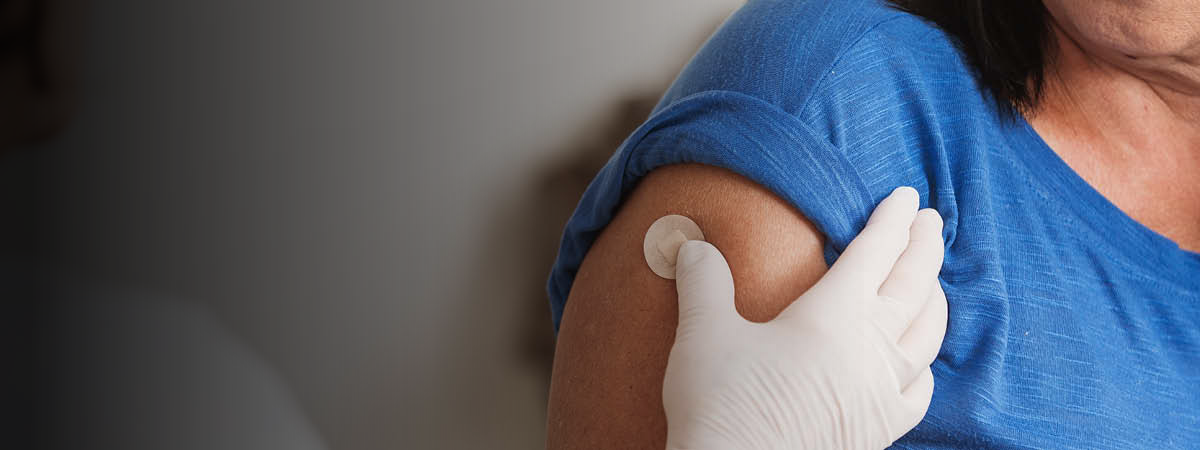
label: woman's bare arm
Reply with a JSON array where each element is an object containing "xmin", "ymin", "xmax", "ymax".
[{"xmin": 545, "ymin": 164, "xmax": 831, "ymax": 449}]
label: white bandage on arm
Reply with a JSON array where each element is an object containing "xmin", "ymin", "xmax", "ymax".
[{"xmin": 642, "ymin": 214, "xmax": 706, "ymax": 279}]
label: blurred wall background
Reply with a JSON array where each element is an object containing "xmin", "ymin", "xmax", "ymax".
[{"xmin": 4, "ymin": 0, "xmax": 743, "ymax": 448}]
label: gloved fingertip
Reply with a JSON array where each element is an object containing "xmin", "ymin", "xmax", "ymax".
[
  {"xmin": 892, "ymin": 185, "xmax": 918, "ymax": 198},
  {"xmin": 915, "ymin": 208, "xmax": 944, "ymax": 230},
  {"xmin": 673, "ymin": 240, "xmax": 737, "ymax": 328},
  {"xmin": 675, "ymin": 240, "xmax": 711, "ymax": 271}
]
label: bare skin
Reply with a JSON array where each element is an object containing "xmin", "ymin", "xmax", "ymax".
[
  {"xmin": 1031, "ymin": 0, "xmax": 1200, "ymax": 250},
  {"xmin": 545, "ymin": 164, "xmax": 829, "ymax": 449}
]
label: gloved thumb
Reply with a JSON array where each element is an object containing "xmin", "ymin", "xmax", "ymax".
[{"xmin": 674, "ymin": 240, "xmax": 739, "ymax": 333}]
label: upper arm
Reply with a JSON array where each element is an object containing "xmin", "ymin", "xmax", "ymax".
[{"xmin": 545, "ymin": 163, "xmax": 830, "ymax": 449}]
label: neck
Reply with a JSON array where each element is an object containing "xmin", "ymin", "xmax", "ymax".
[
  {"xmin": 1026, "ymin": 19, "xmax": 1200, "ymax": 251},
  {"xmin": 1030, "ymin": 21, "xmax": 1200, "ymax": 163}
]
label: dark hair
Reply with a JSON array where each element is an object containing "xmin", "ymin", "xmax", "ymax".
[{"xmin": 889, "ymin": 0, "xmax": 1053, "ymax": 117}]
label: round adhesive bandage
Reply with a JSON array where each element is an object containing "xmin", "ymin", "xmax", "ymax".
[{"xmin": 643, "ymin": 214, "xmax": 706, "ymax": 279}]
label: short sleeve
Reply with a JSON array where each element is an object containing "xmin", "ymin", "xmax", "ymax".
[{"xmin": 545, "ymin": 0, "xmax": 965, "ymax": 331}]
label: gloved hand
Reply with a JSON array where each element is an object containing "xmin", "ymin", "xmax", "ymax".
[{"xmin": 662, "ymin": 187, "xmax": 947, "ymax": 450}]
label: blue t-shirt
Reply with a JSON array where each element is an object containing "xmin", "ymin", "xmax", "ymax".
[{"xmin": 547, "ymin": 0, "xmax": 1200, "ymax": 447}]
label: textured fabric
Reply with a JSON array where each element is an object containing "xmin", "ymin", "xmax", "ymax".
[{"xmin": 546, "ymin": 0, "xmax": 1200, "ymax": 447}]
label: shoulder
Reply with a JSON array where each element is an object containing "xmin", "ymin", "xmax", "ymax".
[
  {"xmin": 798, "ymin": 12, "xmax": 990, "ymax": 149},
  {"xmin": 547, "ymin": 0, "xmax": 1003, "ymax": 327},
  {"xmin": 662, "ymin": 0, "xmax": 993, "ymax": 144},
  {"xmin": 658, "ymin": 0, "xmax": 957, "ymax": 114},
  {"xmin": 658, "ymin": 0, "xmax": 998, "ymax": 192}
]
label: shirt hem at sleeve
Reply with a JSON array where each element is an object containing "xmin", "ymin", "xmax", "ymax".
[{"xmin": 548, "ymin": 90, "xmax": 876, "ymax": 330}]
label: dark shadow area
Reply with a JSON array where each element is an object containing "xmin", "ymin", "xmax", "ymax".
[
  {"xmin": 1, "ymin": 1, "xmax": 84, "ymax": 448},
  {"xmin": 5, "ymin": 0, "xmax": 731, "ymax": 446},
  {"xmin": 428, "ymin": 93, "xmax": 660, "ymax": 447}
]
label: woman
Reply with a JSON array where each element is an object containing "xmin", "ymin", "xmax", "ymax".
[{"xmin": 546, "ymin": 0, "xmax": 1200, "ymax": 447}]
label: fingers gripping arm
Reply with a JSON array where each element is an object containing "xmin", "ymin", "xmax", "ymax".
[{"xmin": 662, "ymin": 188, "xmax": 946, "ymax": 449}]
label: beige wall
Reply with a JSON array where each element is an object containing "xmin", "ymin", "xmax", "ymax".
[{"xmin": 27, "ymin": 0, "xmax": 742, "ymax": 448}]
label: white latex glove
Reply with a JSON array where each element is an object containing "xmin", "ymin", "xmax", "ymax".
[{"xmin": 662, "ymin": 187, "xmax": 947, "ymax": 450}]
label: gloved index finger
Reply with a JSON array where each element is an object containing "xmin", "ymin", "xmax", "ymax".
[
  {"xmin": 674, "ymin": 240, "xmax": 740, "ymax": 332},
  {"xmin": 878, "ymin": 208, "xmax": 945, "ymax": 304},
  {"xmin": 822, "ymin": 187, "xmax": 920, "ymax": 293}
]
